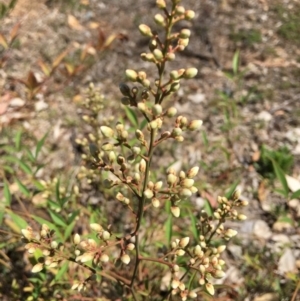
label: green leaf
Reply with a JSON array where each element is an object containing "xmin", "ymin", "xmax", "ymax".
[
  {"xmin": 19, "ymin": 160, "xmax": 32, "ymax": 175},
  {"xmin": 35, "ymin": 132, "xmax": 48, "ymax": 159},
  {"xmin": 25, "ymin": 148, "xmax": 36, "ymax": 162},
  {"xmin": 67, "ymin": 210, "xmax": 79, "ymax": 224},
  {"xmin": 48, "ymin": 209, "xmax": 67, "ymax": 227},
  {"xmin": 291, "ymin": 189, "xmax": 300, "ymax": 199},
  {"xmin": 14, "ymin": 130, "xmax": 22, "ymax": 151},
  {"xmin": 271, "ymin": 160, "xmax": 289, "ymax": 197},
  {"xmin": 140, "ymin": 118, "xmax": 148, "ymax": 130},
  {"xmin": 51, "ymin": 261, "xmax": 69, "ymax": 285},
  {"xmin": 124, "ymin": 106, "xmax": 138, "ymax": 128},
  {"xmin": 204, "ymin": 199, "xmax": 213, "ymax": 217},
  {"xmin": 3, "ymin": 181, "xmax": 11, "ymax": 205},
  {"xmin": 6, "ymin": 209, "xmax": 28, "ymax": 230},
  {"xmin": 55, "ymin": 178, "xmax": 62, "ymax": 206},
  {"xmin": 225, "ymin": 180, "xmax": 239, "ymax": 199},
  {"xmin": 64, "ymin": 220, "xmax": 76, "ymax": 241},
  {"xmin": 232, "ymin": 49, "xmax": 240, "ymax": 75},
  {"xmin": 15, "ymin": 177, "xmax": 31, "ymax": 197}
]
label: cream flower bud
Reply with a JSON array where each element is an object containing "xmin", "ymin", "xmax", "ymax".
[
  {"xmin": 224, "ymin": 229, "xmax": 238, "ymax": 239},
  {"xmin": 171, "ymin": 206, "xmax": 180, "ymax": 217},
  {"xmin": 217, "ymin": 245, "xmax": 226, "ymax": 253},
  {"xmin": 73, "ymin": 233, "xmax": 81, "ymax": 245},
  {"xmin": 139, "ymin": 24, "xmax": 152, "ymax": 37},
  {"xmin": 154, "ymin": 14, "xmax": 165, "ymax": 26},
  {"xmin": 167, "ymin": 174, "xmax": 177, "ymax": 185},
  {"xmin": 152, "ymin": 104, "xmax": 162, "ymax": 116},
  {"xmin": 179, "ymin": 237, "xmax": 190, "ymax": 248},
  {"xmin": 232, "ymin": 188, "xmax": 241, "ymax": 200},
  {"xmin": 150, "ymin": 119, "xmax": 158, "ymax": 129},
  {"xmin": 175, "ymin": 6, "xmax": 185, "ymax": 15},
  {"xmin": 144, "ymin": 189, "xmax": 154, "ymax": 199},
  {"xmin": 125, "ymin": 69, "xmax": 138, "ymax": 81},
  {"xmin": 214, "ymin": 270, "xmax": 226, "ymax": 279},
  {"xmin": 170, "ymin": 70, "xmax": 180, "ymax": 80},
  {"xmin": 102, "ymin": 230, "xmax": 111, "ymax": 240},
  {"xmin": 152, "ymin": 198, "xmax": 160, "ymax": 208},
  {"xmin": 139, "ymin": 159, "xmax": 146, "ymax": 173},
  {"xmin": 181, "ymin": 178, "xmax": 194, "ymax": 188},
  {"xmin": 156, "ymin": 0, "xmax": 166, "ymax": 8},
  {"xmin": 187, "ymin": 166, "xmax": 199, "ymax": 178},
  {"xmin": 170, "ymin": 82, "xmax": 180, "ymax": 92},
  {"xmin": 154, "ymin": 181, "xmax": 163, "ymax": 190},
  {"xmin": 100, "ymin": 126, "xmax": 114, "ymax": 138},
  {"xmin": 76, "ymin": 252, "xmax": 94, "ymax": 263},
  {"xmin": 173, "ymin": 264, "xmax": 180, "ymax": 272},
  {"xmin": 121, "ymin": 254, "xmax": 130, "ymax": 265},
  {"xmin": 51, "ymin": 241, "xmax": 58, "ymax": 249},
  {"xmin": 189, "ymin": 291, "xmax": 197, "ymax": 298},
  {"xmin": 166, "ymin": 52, "xmax": 176, "ymax": 61},
  {"xmin": 185, "ymin": 10, "xmax": 195, "ymax": 20},
  {"xmin": 214, "ymin": 212, "xmax": 221, "ymax": 220},
  {"xmin": 90, "ymin": 223, "xmax": 103, "ymax": 232},
  {"xmin": 127, "ymin": 243, "xmax": 135, "ymax": 251},
  {"xmin": 172, "ymin": 127, "xmax": 182, "ymax": 137},
  {"xmin": 32, "ymin": 263, "xmax": 44, "ymax": 273},
  {"xmin": 136, "ymin": 129, "xmax": 144, "ymax": 141},
  {"xmin": 101, "ymin": 143, "xmax": 114, "ymax": 151},
  {"xmin": 171, "ymin": 279, "xmax": 180, "ymax": 289},
  {"xmin": 167, "ymin": 107, "xmax": 177, "ymax": 117},
  {"xmin": 180, "ymin": 188, "xmax": 192, "ymax": 198},
  {"xmin": 100, "ymin": 254, "xmax": 109, "ymax": 263},
  {"xmin": 180, "ymin": 29, "xmax": 191, "ymax": 39},
  {"xmin": 21, "ymin": 227, "xmax": 33, "ymax": 240},
  {"xmin": 188, "ymin": 119, "xmax": 203, "ymax": 131},
  {"xmin": 205, "ymin": 283, "xmax": 215, "ymax": 296},
  {"xmin": 184, "ymin": 67, "xmax": 198, "ymax": 79},
  {"xmin": 237, "ymin": 214, "xmax": 247, "ymax": 221}
]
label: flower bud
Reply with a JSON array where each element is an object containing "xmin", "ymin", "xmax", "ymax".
[
  {"xmin": 90, "ymin": 223, "xmax": 103, "ymax": 232},
  {"xmin": 150, "ymin": 119, "xmax": 158, "ymax": 129},
  {"xmin": 154, "ymin": 14, "xmax": 165, "ymax": 26},
  {"xmin": 172, "ymin": 127, "xmax": 182, "ymax": 137},
  {"xmin": 156, "ymin": 0, "xmax": 166, "ymax": 8},
  {"xmin": 176, "ymin": 249, "xmax": 185, "ymax": 256},
  {"xmin": 152, "ymin": 197, "xmax": 160, "ymax": 208},
  {"xmin": 121, "ymin": 254, "xmax": 130, "ymax": 264},
  {"xmin": 51, "ymin": 241, "xmax": 58, "ymax": 249},
  {"xmin": 189, "ymin": 291, "xmax": 197, "ymax": 298},
  {"xmin": 179, "ymin": 237, "xmax": 190, "ymax": 248},
  {"xmin": 166, "ymin": 52, "xmax": 176, "ymax": 61},
  {"xmin": 170, "ymin": 82, "xmax": 180, "ymax": 92},
  {"xmin": 136, "ymin": 129, "xmax": 145, "ymax": 141},
  {"xmin": 139, "ymin": 24, "xmax": 152, "ymax": 37},
  {"xmin": 21, "ymin": 227, "xmax": 33, "ymax": 240},
  {"xmin": 76, "ymin": 252, "xmax": 94, "ymax": 263},
  {"xmin": 180, "ymin": 29, "xmax": 191, "ymax": 39},
  {"xmin": 187, "ymin": 166, "xmax": 199, "ymax": 178},
  {"xmin": 32, "ymin": 263, "xmax": 44, "ymax": 273},
  {"xmin": 127, "ymin": 243, "xmax": 135, "ymax": 251},
  {"xmin": 237, "ymin": 214, "xmax": 247, "ymax": 221},
  {"xmin": 179, "ymin": 188, "xmax": 192, "ymax": 198},
  {"xmin": 167, "ymin": 107, "xmax": 177, "ymax": 117},
  {"xmin": 184, "ymin": 67, "xmax": 198, "ymax": 79},
  {"xmin": 139, "ymin": 159, "xmax": 146, "ymax": 173},
  {"xmin": 125, "ymin": 69, "xmax": 138, "ymax": 82},
  {"xmin": 152, "ymin": 104, "xmax": 162, "ymax": 116},
  {"xmin": 100, "ymin": 126, "xmax": 114, "ymax": 138},
  {"xmin": 224, "ymin": 229, "xmax": 238, "ymax": 239},
  {"xmin": 144, "ymin": 189, "xmax": 154, "ymax": 199},
  {"xmin": 100, "ymin": 254, "xmax": 109, "ymax": 263},
  {"xmin": 167, "ymin": 174, "xmax": 177, "ymax": 185},
  {"xmin": 170, "ymin": 70, "xmax": 180, "ymax": 80},
  {"xmin": 171, "ymin": 279, "xmax": 180, "ymax": 289},
  {"xmin": 175, "ymin": 6, "xmax": 185, "ymax": 15},
  {"xmin": 102, "ymin": 230, "xmax": 111, "ymax": 240},
  {"xmin": 171, "ymin": 206, "xmax": 180, "ymax": 217},
  {"xmin": 205, "ymin": 283, "xmax": 215, "ymax": 296},
  {"xmin": 101, "ymin": 143, "xmax": 114, "ymax": 151},
  {"xmin": 74, "ymin": 233, "xmax": 81, "ymax": 245},
  {"xmin": 188, "ymin": 119, "xmax": 202, "ymax": 131},
  {"xmin": 109, "ymin": 151, "xmax": 116, "ymax": 163},
  {"xmin": 181, "ymin": 178, "xmax": 194, "ymax": 188},
  {"xmin": 185, "ymin": 10, "xmax": 195, "ymax": 20},
  {"xmin": 214, "ymin": 270, "xmax": 225, "ymax": 279}
]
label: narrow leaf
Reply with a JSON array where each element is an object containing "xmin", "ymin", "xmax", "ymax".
[
  {"xmin": 48, "ymin": 209, "xmax": 67, "ymax": 227},
  {"xmin": 291, "ymin": 189, "xmax": 300, "ymax": 199},
  {"xmin": 272, "ymin": 160, "xmax": 289, "ymax": 197},
  {"xmin": 35, "ymin": 132, "xmax": 48, "ymax": 159},
  {"xmin": 124, "ymin": 106, "xmax": 138, "ymax": 127},
  {"xmin": 232, "ymin": 49, "xmax": 240, "ymax": 75},
  {"xmin": 14, "ymin": 130, "xmax": 22, "ymax": 151},
  {"xmin": 31, "ymin": 215, "xmax": 63, "ymax": 241},
  {"xmin": 64, "ymin": 220, "xmax": 76, "ymax": 240},
  {"xmin": 5, "ymin": 209, "xmax": 27, "ymax": 230},
  {"xmin": 15, "ymin": 178, "xmax": 31, "ymax": 197}
]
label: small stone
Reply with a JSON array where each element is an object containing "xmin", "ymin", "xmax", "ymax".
[
  {"xmin": 253, "ymin": 293, "xmax": 279, "ymax": 301},
  {"xmin": 187, "ymin": 93, "xmax": 206, "ymax": 104},
  {"xmin": 253, "ymin": 220, "xmax": 272, "ymax": 239},
  {"xmin": 255, "ymin": 111, "xmax": 272, "ymax": 122},
  {"xmin": 10, "ymin": 98, "xmax": 25, "ymax": 107},
  {"xmin": 278, "ymin": 248, "xmax": 296, "ymax": 274},
  {"xmin": 35, "ymin": 100, "xmax": 48, "ymax": 112}
]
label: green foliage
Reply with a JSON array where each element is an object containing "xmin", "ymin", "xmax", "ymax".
[
  {"xmin": 255, "ymin": 145, "xmax": 293, "ymax": 181},
  {"xmin": 0, "ymin": 0, "xmax": 17, "ymax": 20},
  {"xmin": 229, "ymin": 28, "xmax": 262, "ymax": 48}
]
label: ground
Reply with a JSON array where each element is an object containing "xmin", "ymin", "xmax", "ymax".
[{"xmin": 0, "ymin": 0, "xmax": 300, "ymax": 300}]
